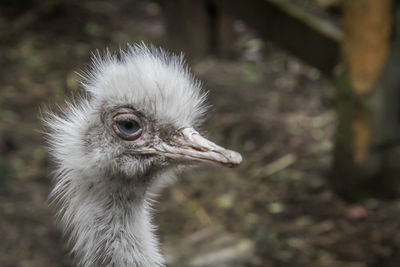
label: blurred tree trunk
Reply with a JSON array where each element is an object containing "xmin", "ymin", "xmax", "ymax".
[
  {"xmin": 162, "ymin": 0, "xmax": 210, "ymax": 60},
  {"xmin": 161, "ymin": 0, "xmax": 236, "ymax": 61},
  {"xmin": 332, "ymin": 0, "xmax": 400, "ymax": 200}
]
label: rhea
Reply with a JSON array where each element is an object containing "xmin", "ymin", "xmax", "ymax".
[{"xmin": 45, "ymin": 44, "xmax": 242, "ymax": 267}]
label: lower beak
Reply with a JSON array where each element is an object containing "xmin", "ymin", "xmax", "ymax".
[{"xmin": 151, "ymin": 128, "xmax": 242, "ymax": 167}]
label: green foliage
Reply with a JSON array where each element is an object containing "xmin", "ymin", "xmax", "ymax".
[
  {"xmin": 0, "ymin": 162, "xmax": 15, "ymax": 191},
  {"xmin": 85, "ymin": 22, "xmax": 104, "ymax": 38}
]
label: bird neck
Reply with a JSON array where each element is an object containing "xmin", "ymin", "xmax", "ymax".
[{"xmin": 56, "ymin": 171, "xmax": 165, "ymax": 267}]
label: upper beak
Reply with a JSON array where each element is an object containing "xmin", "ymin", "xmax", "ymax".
[{"xmin": 150, "ymin": 127, "xmax": 242, "ymax": 167}]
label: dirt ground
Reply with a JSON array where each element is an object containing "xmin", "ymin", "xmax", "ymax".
[{"xmin": 1, "ymin": 1, "xmax": 400, "ymax": 267}]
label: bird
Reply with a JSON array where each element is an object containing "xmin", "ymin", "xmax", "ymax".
[{"xmin": 44, "ymin": 43, "xmax": 242, "ymax": 267}]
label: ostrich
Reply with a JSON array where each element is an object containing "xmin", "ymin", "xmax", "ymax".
[{"xmin": 44, "ymin": 44, "xmax": 242, "ymax": 267}]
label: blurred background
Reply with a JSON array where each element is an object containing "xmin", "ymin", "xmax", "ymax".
[{"xmin": 1, "ymin": 0, "xmax": 400, "ymax": 266}]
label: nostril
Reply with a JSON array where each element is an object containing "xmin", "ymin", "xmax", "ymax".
[{"xmin": 190, "ymin": 145, "xmax": 209, "ymax": 152}]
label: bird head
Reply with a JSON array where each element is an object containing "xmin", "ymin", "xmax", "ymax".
[{"xmin": 46, "ymin": 44, "xmax": 241, "ymax": 185}]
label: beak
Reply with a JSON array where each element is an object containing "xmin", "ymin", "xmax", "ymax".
[{"xmin": 151, "ymin": 128, "xmax": 242, "ymax": 167}]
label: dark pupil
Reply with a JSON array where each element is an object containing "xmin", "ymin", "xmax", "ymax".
[{"xmin": 118, "ymin": 120, "xmax": 140, "ymax": 136}]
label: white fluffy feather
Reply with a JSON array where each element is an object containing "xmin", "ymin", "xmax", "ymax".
[
  {"xmin": 44, "ymin": 44, "xmax": 208, "ymax": 267},
  {"xmin": 84, "ymin": 44, "xmax": 207, "ymax": 128}
]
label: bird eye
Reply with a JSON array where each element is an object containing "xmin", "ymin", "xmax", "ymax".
[
  {"xmin": 118, "ymin": 120, "xmax": 140, "ymax": 136},
  {"xmin": 112, "ymin": 113, "xmax": 143, "ymax": 141}
]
